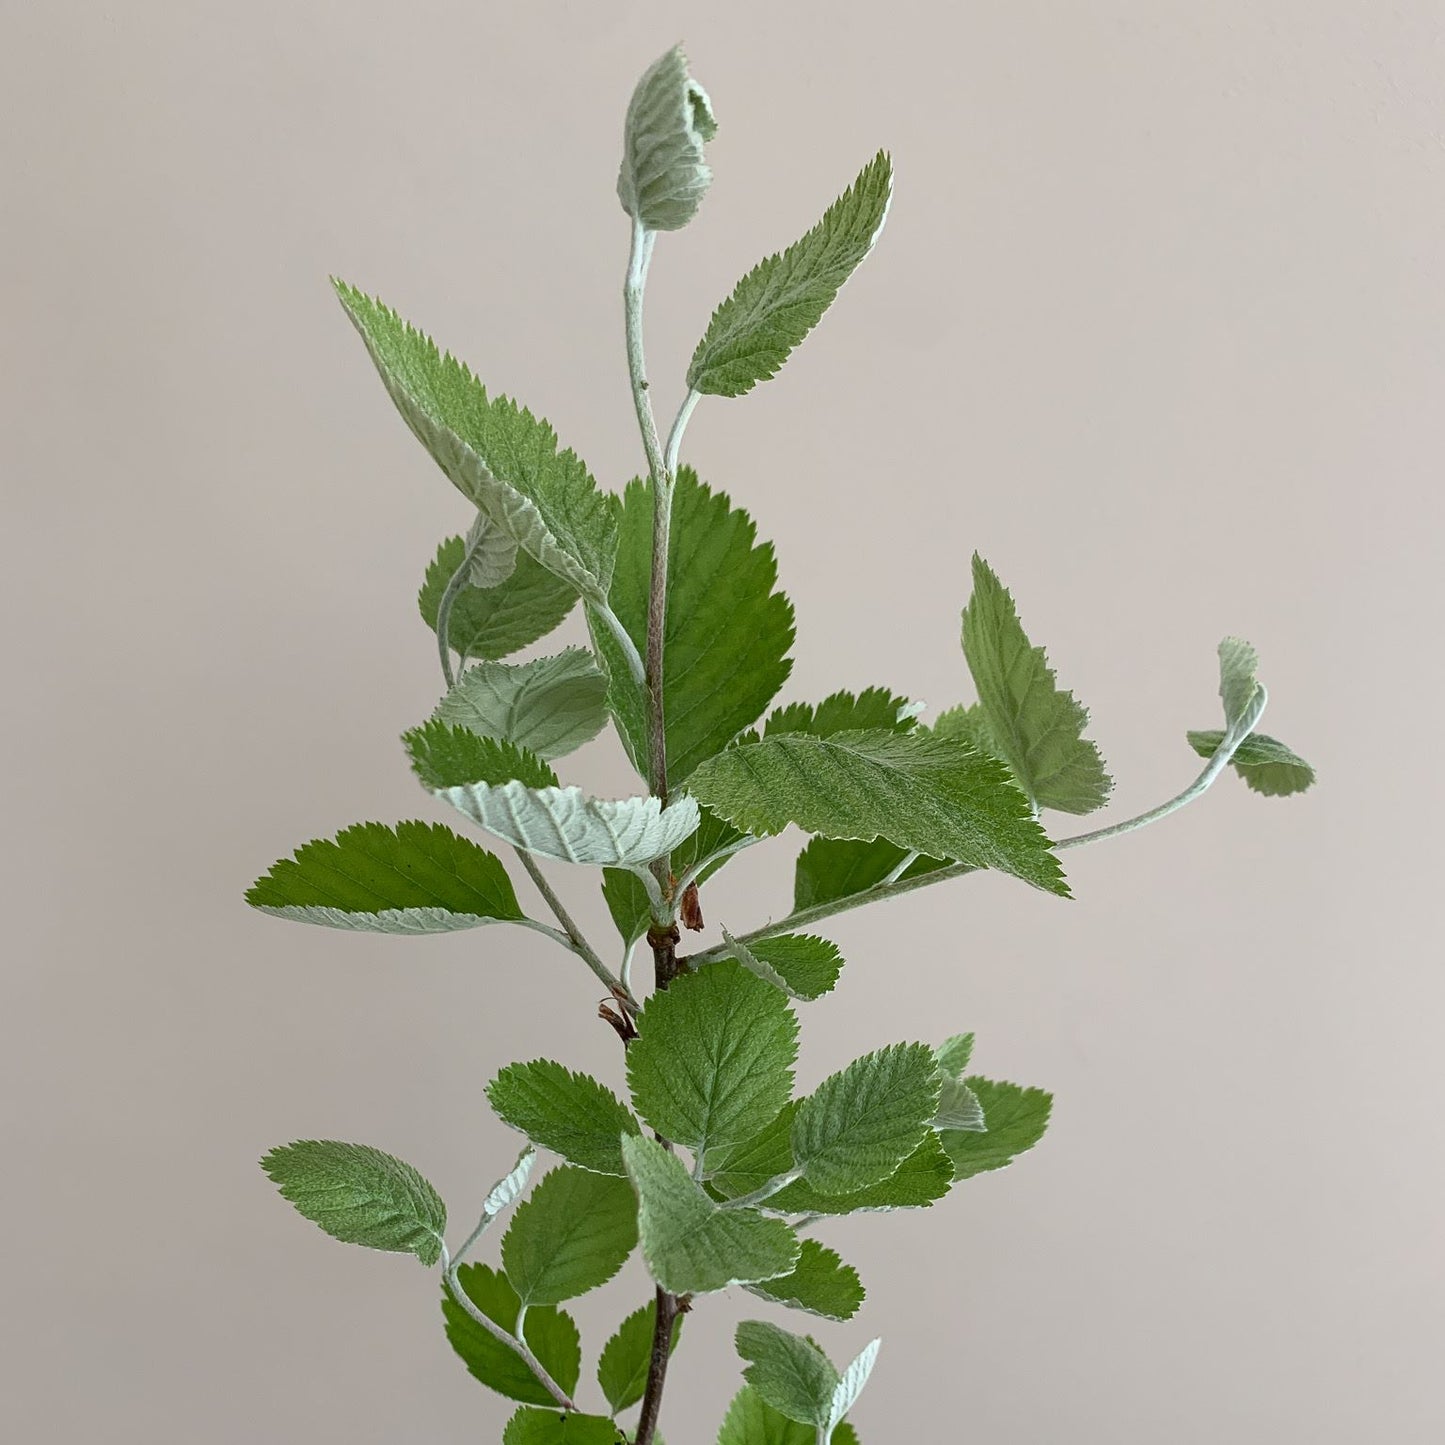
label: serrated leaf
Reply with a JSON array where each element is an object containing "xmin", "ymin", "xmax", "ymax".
[
  {"xmin": 935, "ymin": 1074, "xmax": 985, "ymax": 1132},
  {"xmin": 443, "ymin": 1263, "xmax": 581, "ymax": 1406},
  {"xmin": 688, "ymin": 152, "xmax": 892, "ymax": 398},
  {"xmin": 463, "ymin": 511, "xmax": 520, "ymax": 588},
  {"xmin": 791, "ymin": 1043, "xmax": 941, "ymax": 1194},
  {"xmin": 939, "ymin": 1077, "xmax": 1053, "ymax": 1181},
  {"xmin": 1217, "ymin": 636, "xmax": 1262, "ymax": 730},
  {"xmin": 603, "ymin": 805, "xmax": 745, "ymax": 945},
  {"xmin": 717, "ymin": 1387, "xmax": 815, "ymax": 1445},
  {"xmin": 487, "ymin": 1061, "xmax": 640, "ymax": 1177},
  {"xmin": 484, "ymin": 1149, "xmax": 538, "ymax": 1217},
  {"xmin": 622, "ymin": 1134, "xmax": 799, "ymax": 1295},
  {"xmin": 246, "ymin": 821, "xmax": 523, "ymax": 933},
  {"xmin": 503, "ymin": 1409, "xmax": 623, "ymax": 1445},
  {"xmin": 961, "ymin": 555, "xmax": 1111, "ymax": 815},
  {"xmin": 617, "ymin": 46, "xmax": 717, "ymax": 232},
  {"xmin": 1187, "ymin": 729, "xmax": 1315, "ymax": 797},
  {"xmin": 935, "ymin": 1033, "xmax": 975, "ymax": 1078},
  {"xmin": 597, "ymin": 1301, "xmax": 682, "ymax": 1414},
  {"xmin": 688, "ymin": 728, "xmax": 1067, "ymax": 895},
  {"xmin": 627, "ymin": 961, "xmax": 798, "ymax": 1156},
  {"xmin": 706, "ymin": 1104, "xmax": 953, "ymax": 1216},
  {"xmin": 743, "ymin": 1238, "xmax": 864, "ymax": 1321},
  {"xmin": 420, "ymin": 533, "xmax": 577, "ymax": 663},
  {"xmin": 260, "ymin": 1140, "xmax": 446, "ymax": 1265},
  {"xmin": 721, "ymin": 931, "xmax": 844, "ymax": 1002},
  {"xmin": 590, "ymin": 470, "xmax": 794, "ymax": 785},
  {"xmin": 765, "ymin": 687, "xmax": 915, "ymax": 739},
  {"xmin": 433, "ymin": 648, "xmax": 609, "ymax": 761},
  {"xmin": 403, "ymin": 720, "xmax": 559, "ymax": 792},
  {"xmin": 335, "ymin": 283, "xmax": 617, "ymax": 601},
  {"xmin": 500, "ymin": 1166, "xmax": 637, "ymax": 1306},
  {"xmin": 793, "ymin": 836, "xmax": 946, "ymax": 913},
  {"xmin": 436, "ymin": 780, "xmax": 699, "ymax": 867},
  {"xmin": 827, "ymin": 1340, "xmax": 880, "ymax": 1434},
  {"xmin": 734, "ymin": 1320, "xmax": 838, "ymax": 1428}
]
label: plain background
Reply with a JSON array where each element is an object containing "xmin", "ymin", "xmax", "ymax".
[{"xmin": 3, "ymin": 2, "xmax": 1442, "ymax": 1440}]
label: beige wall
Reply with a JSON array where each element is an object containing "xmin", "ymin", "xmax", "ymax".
[{"xmin": 3, "ymin": 2, "xmax": 1442, "ymax": 1439}]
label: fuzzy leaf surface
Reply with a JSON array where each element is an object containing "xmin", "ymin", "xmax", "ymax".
[
  {"xmin": 792, "ymin": 836, "xmax": 946, "ymax": 913},
  {"xmin": 688, "ymin": 728, "xmax": 1067, "ymax": 894},
  {"xmin": 961, "ymin": 554, "xmax": 1111, "ymax": 814},
  {"xmin": 502, "ymin": 1410, "xmax": 622, "ymax": 1445},
  {"xmin": 260, "ymin": 1140, "xmax": 446, "ymax": 1265},
  {"xmin": 734, "ymin": 1321, "xmax": 838, "ymax": 1428},
  {"xmin": 436, "ymin": 781, "xmax": 698, "ymax": 867},
  {"xmin": 597, "ymin": 1301, "xmax": 682, "ymax": 1414},
  {"xmin": 1187, "ymin": 729, "xmax": 1315, "ymax": 797},
  {"xmin": 935, "ymin": 1074, "xmax": 985, "ymax": 1132},
  {"xmin": 764, "ymin": 687, "xmax": 915, "ymax": 739},
  {"xmin": 442, "ymin": 1263, "xmax": 581, "ymax": 1405},
  {"xmin": 627, "ymin": 961, "xmax": 798, "ymax": 1156},
  {"xmin": 742, "ymin": 1237, "xmax": 864, "ymax": 1321},
  {"xmin": 939, "ymin": 1077, "xmax": 1053, "ymax": 1181},
  {"xmin": 335, "ymin": 283, "xmax": 617, "ymax": 600},
  {"xmin": 500, "ymin": 1166, "xmax": 637, "ymax": 1306},
  {"xmin": 688, "ymin": 153, "xmax": 893, "ymax": 398},
  {"xmin": 247, "ymin": 821, "xmax": 523, "ymax": 933},
  {"xmin": 1217, "ymin": 636, "xmax": 1263, "ymax": 729},
  {"xmin": 791, "ymin": 1043, "xmax": 941, "ymax": 1194},
  {"xmin": 403, "ymin": 721, "xmax": 559, "ymax": 792},
  {"xmin": 488, "ymin": 1062, "xmax": 640, "ymax": 1177},
  {"xmin": 591, "ymin": 470, "xmax": 794, "ymax": 784},
  {"xmin": 622, "ymin": 1134, "xmax": 799, "ymax": 1295},
  {"xmin": 721, "ymin": 931, "xmax": 844, "ymax": 1002},
  {"xmin": 617, "ymin": 46, "xmax": 717, "ymax": 231},
  {"xmin": 420, "ymin": 534, "xmax": 576, "ymax": 662},
  {"xmin": 717, "ymin": 1389, "xmax": 864, "ymax": 1445},
  {"xmin": 433, "ymin": 648, "xmax": 609, "ymax": 760}
]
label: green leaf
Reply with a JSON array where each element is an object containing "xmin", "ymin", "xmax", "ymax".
[
  {"xmin": 939, "ymin": 1077, "xmax": 1053, "ymax": 1181},
  {"xmin": 688, "ymin": 728, "xmax": 1068, "ymax": 895},
  {"xmin": 688, "ymin": 152, "xmax": 893, "ymax": 398},
  {"xmin": 260, "ymin": 1140, "xmax": 446, "ymax": 1265},
  {"xmin": 960, "ymin": 554, "xmax": 1111, "ymax": 815},
  {"xmin": 500, "ymin": 1166, "xmax": 638, "ymax": 1306},
  {"xmin": 246, "ymin": 821, "xmax": 523, "ymax": 934},
  {"xmin": 602, "ymin": 805, "xmax": 746, "ymax": 946},
  {"xmin": 771, "ymin": 1133, "xmax": 954, "ymax": 1217},
  {"xmin": 590, "ymin": 470, "xmax": 794, "ymax": 784},
  {"xmin": 721, "ymin": 931, "xmax": 844, "ymax": 1002},
  {"xmin": 935, "ymin": 1075, "xmax": 985, "ymax": 1132},
  {"xmin": 435, "ymin": 780, "xmax": 699, "ymax": 867},
  {"xmin": 461, "ymin": 511, "xmax": 521, "ymax": 588},
  {"xmin": 717, "ymin": 1387, "xmax": 815, "ymax": 1445},
  {"xmin": 935, "ymin": 1033, "xmax": 975, "ymax": 1078},
  {"xmin": 403, "ymin": 720, "xmax": 559, "ymax": 792},
  {"xmin": 743, "ymin": 1238, "xmax": 864, "ymax": 1321},
  {"xmin": 627, "ymin": 961, "xmax": 798, "ymax": 1156},
  {"xmin": 487, "ymin": 1061, "xmax": 641, "ymax": 1177},
  {"xmin": 503, "ymin": 1410, "xmax": 623, "ymax": 1445},
  {"xmin": 1217, "ymin": 636, "xmax": 1263, "ymax": 731},
  {"xmin": 334, "ymin": 283, "xmax": 617, "ymax": 602},
  {"xmin": 432, "ymin": 648, "xmax": 610, "ymax": 761},
  {"xmin": 617, "ymin": 46, "xmax": 717, "ymax": 232},
  {"xmin": 827, "ymin": 1340, "xmax": 880, "ymax": 1435},
  {"xmin": 791, "ymin": 1043, "xmax": 941, "ymax": 1194},
  {"xmin": 420, "ymin": 534, "xmax": 577, "ymax": 663},
  {"xmin": 1187, "ymin": 729, "xmax": 1315, "ymax": 797},
  {"xmin": 622, "ymin": 1134, "xmax": 799, "ymax": 1295},
  {"xmin": 597, "ymin": 1301, "xmax": 682, "ymax": 1414},
  {"xmin": 793, "ymin": 836, "xmax": 945, "ymax": 913},
  {"xmin": 706, "ymin": 1104, "xmax": 953, "ymax": 1216},
  {"xmin": 765, "ymin": 687, "xmax": 916, "ymax": 739},
  {"xmin": 734, "ymin": 1321, "xmax": 838, "ymax": 1428},
  {"xmin": 443, "ymin": 1263, "xmax": 581, "ymax": 1406}
]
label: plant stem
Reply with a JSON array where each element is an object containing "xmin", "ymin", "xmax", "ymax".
[
  {"xmin": 435, "ymin": 524, "xmax": 492, "ymax": 689},
  {"xmin": 693, "ymin": 691, "xmax": 1270, "ymax": 962},
  {"xmin": 719, "ymin": 1166, "xmax": 804, "ymax": 1210},
  {"xmin": 634, "ymin": 1286, "xmax": 681, "ymax": 1445},
  {"xmin": 439, "ymin": 1243, "xmax": 576, "ymax": 1411},
  {"xmin": 515, "ymin": 850, "xmax": 632, "ymax": 1003}
]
